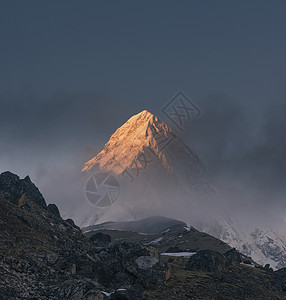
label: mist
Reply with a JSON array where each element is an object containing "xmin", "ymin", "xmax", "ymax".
[
  {"xmin": 1, "ymin": 0, "xmax": 286, "ymax": 228},
  {"xmin": 183, "ymin": 94, "xmax": 286, "ymax": 220},
  {"xmin": 0, "ymin": 89, "xmax": 285, "ymax": 225}
]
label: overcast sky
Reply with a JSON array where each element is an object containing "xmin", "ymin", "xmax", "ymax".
[{"xmin": 0, "ymin": 1, "xmax": 285, "ymax": 218}]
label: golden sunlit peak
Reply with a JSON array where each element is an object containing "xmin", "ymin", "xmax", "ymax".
[{"xmin": 134, "ymin": 109, "xmax": 155, "ymax": 118}]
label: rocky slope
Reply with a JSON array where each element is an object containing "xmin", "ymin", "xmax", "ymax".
[
  {"xmin": 0, "ymin": 172, "xmax": 167, "ymax": 299},
  {"xmin": 82, "ymin": 217, "xmax": 232, "ymax": 256},
  {"xmin": 1, "ymin": 171, "xmax": 286, "ymax": 299}
]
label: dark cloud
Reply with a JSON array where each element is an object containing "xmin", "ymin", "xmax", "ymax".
[
  {"xmin": 177, "ymin": 94, "xmax": 286, "ymax": 216},
  {"xmin": 0, "ymin": 91, "xmax": 140, "ymax": 211},
  {"xmin": 0, "ymin": 90, "xmax": 285, "ymax": 221},
  {"xmin": 0, "ymin": 91, "xmax": 137, "ymax": 146}
]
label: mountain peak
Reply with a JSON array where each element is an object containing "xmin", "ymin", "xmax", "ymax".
[
  {"xmin": 134, "ymin": 109, "xmax": 154, "ymax": 118},
  {"xmin": 80, "ymin": 110, "xmax": 209, "ymax": 227},
  {"xmin": 125, "ymin": 109, "xmax": 160, "ymax": 128},
  {"xmin": 81, "ymin": 110, "xmax": 204, "ymax": 175},
  {"xmin": 82, "ymin": 110, "xmax": 177, "ymax": 174}
]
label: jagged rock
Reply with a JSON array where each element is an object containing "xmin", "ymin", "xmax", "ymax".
[
  {"xmin": 66, "ymin": 218, "xmax": 81, "ymax": 230},
  {"xmin": 22, "ymin": 175, "xmax": 47, "ymax": 209},
  {"xmin": 0, "ymin": 172, "xmax": 23, "ymax": 205},
  {"xmin": 47, "ymin": 203, "xmax": 61, "ymax": 218},
  {"xmin": 0, "ymin": 172, "xmax": 47, "ymax": 208},
  {"xmin": 185, "ymin": 250, "xmax": 229, "ymax": 272}
]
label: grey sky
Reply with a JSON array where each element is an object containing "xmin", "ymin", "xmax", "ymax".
[{"xmin": 0, "ymin": 1, "xmax": 285, "ymax": 217}]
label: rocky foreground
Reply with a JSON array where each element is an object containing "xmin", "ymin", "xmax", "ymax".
[{"xmin": 1, "ymin": 171, "xmax": 286, "ymax": 299}]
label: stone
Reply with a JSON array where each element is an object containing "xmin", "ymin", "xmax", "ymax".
[
  {"xmin": 185, "ymin": 250, "xmax": 229, "ymax": 272},
  {"xmin": 135, "ymin": 256, "xmax": 159, "ymax": 270}
]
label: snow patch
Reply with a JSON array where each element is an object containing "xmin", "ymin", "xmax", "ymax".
[
  {"xmin": 161, "ymin": 252, "xmax": 197, "ymax": 257},
  {"xmin": 240, "ymin": 262, "xmax": 255, "ymax": 268},
  {"xmin": 101, "ymin": 289, "xmax": 127, "ymax": 297},
  {"xmin": 146, "ymin": 237, "xmax": 163, "ymax": 245}
]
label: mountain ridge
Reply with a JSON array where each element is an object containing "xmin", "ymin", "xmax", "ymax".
[{"xmin": 2, "ymin": 171, "xmax": 286, "ymax": 299}]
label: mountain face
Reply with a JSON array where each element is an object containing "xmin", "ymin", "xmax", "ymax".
[
  {"xmin": 80, "ymin": 110, "xmax": 214, "ymax": 225},
  {"xmin": 82, "ymin": 110, "xmax": 205, "ymax": 178},
  {"xmin": 82, "ymin": 110, "xmax": 211, "ymax": 204},
  {"xmin": 80, "ymin": 110, "xmax": 286, "ymax": 270}
]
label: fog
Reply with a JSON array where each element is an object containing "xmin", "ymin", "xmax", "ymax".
[
  {"xmin": 1, "ymin": 0, "xmax": 286, "ymax": 229},
  {"xmin": 0, "ymin": 90, "xmax": 285, "ymax": 225}
]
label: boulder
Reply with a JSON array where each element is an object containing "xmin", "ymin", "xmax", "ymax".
[
  {"xmin": 185, "ymin": 250, "xmax": 229, "ymax": 272},
  {"xmin": 135, "ymin": 256, "xmax": 159, "ymax": 270}
]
